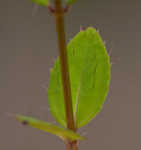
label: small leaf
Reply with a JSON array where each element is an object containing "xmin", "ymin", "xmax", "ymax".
[
  {"xmin": 66, "ymin": 0, "xmax": 77, "ymax": 5},
  {"xmin": 16, "ymin": 114, "xmax": 84, "ymax": 140},
  {"xmin": 32, "ymin": 0, "xmax": 49, "ymax": 6},
  {"xmin": 48, "ymin": 27, "xmax": 111, "ymax": 128}
]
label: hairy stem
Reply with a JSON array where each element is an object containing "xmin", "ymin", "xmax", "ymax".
[{"xmin": 53, "ymin": 0, "xmax": 78, "ymax": 150}]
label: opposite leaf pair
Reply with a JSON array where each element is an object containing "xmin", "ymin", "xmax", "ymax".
[{"xmin": 16, "ymin": 27, "xmax": 110, "ymax": 141}]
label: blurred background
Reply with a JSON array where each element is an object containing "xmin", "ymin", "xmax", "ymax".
[{"xmin": 0, "ymin": 0, "xmax": 138, "ymax": 150}]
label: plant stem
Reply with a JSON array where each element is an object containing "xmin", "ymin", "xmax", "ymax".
[
  {"xmin": 53, "ymin": 0, "xmax": 78, "ymax": 150},
  {"xmin": 54, "ymin": 0, "xmax": 75, "ymax": 132}
]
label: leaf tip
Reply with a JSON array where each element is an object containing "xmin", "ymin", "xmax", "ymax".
[
  {"xmin": 5, "ymin": 112, "xmax": 29, "ymax": 126},
  {"xmin": 66, "ymin": 0, "xmax": 77, "ymax": 6},
  {"xmin": 32, "ymin": 0, "xmax": 49, "ymax": 7},
  {"xmin": 15, "ymin": 114, "xmax": 30, "ymax": 126},
  {"xmin": 80, "ymin": 26, "xmax": 86, "ymax": 32}
]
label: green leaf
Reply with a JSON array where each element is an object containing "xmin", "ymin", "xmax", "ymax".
[
  {"xmin": 32, "ymin": 0, "xmax": 49, "ymax": 6},
  {"xmin": 16, "ymin": 114, "xmax": 84, "ymax": 140},
  {"xmin": 66, "ymin": 0, "xmax": 77, "ymax": 5},
  {"xmin": 48, "ymin": 27, "xmax": 111, "ymax": 128}
]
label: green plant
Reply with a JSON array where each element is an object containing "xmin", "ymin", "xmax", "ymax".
[{"xmin": 13, "ymin": 0, "xmax": 111, "ymax": 150}]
